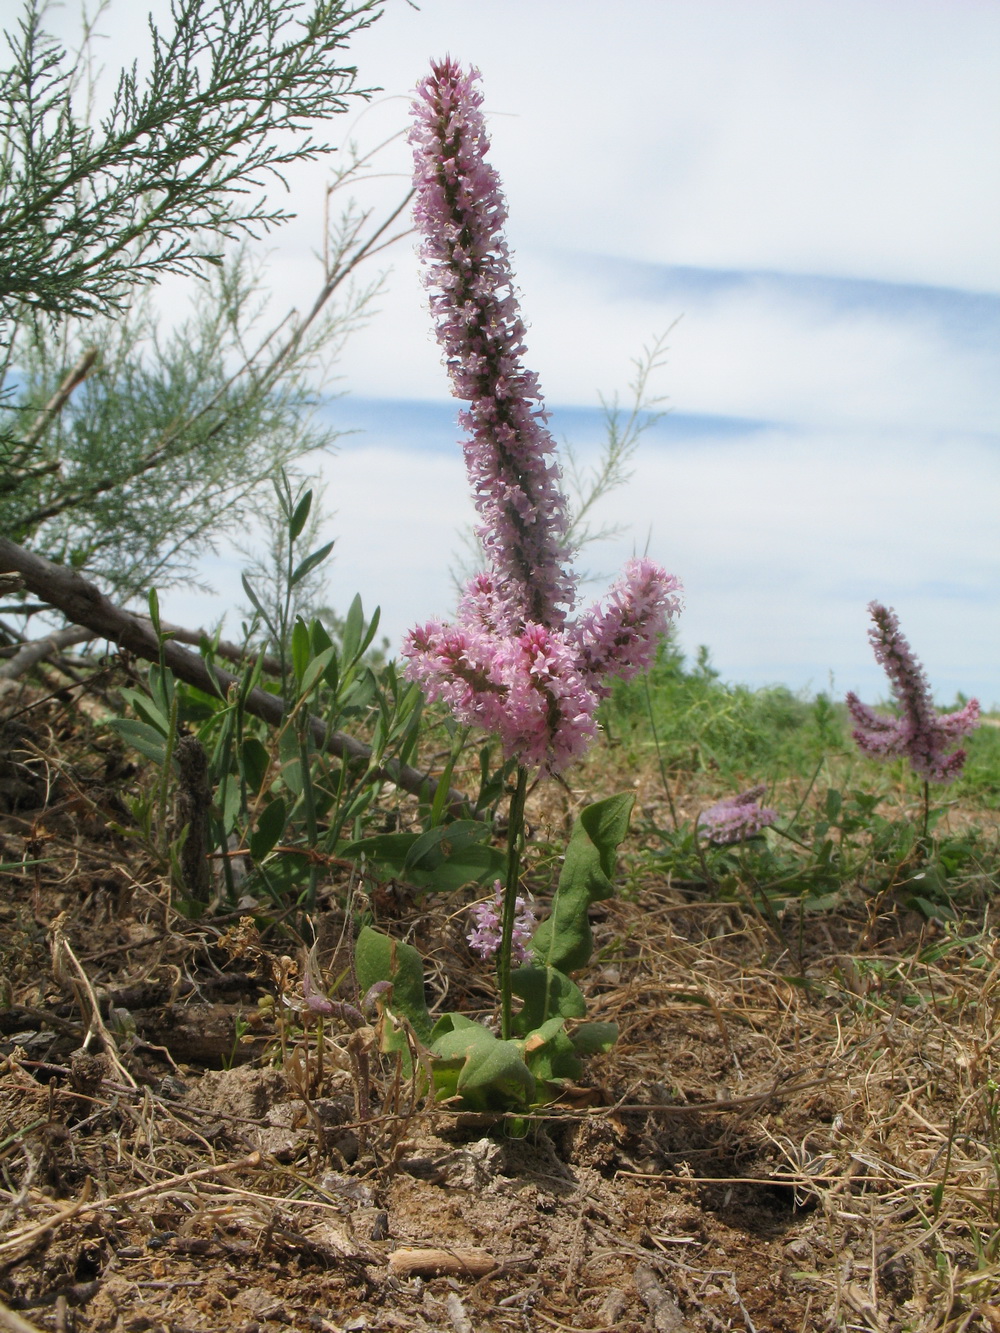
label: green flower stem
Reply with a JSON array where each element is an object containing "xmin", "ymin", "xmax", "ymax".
[
  {"xmin": 498, "ymin": 765, "xmax": 529, "ymax": 1040},
  {"xmin": 922, "ymin": 780, "xmax": 930, "ymax": 843},
  {"xmin": 156, "ymin": 689, "xmax": 179, "ymax": 859}
]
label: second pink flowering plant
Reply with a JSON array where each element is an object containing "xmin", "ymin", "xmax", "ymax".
[
  {"xmin": 354, "ymin": 59, "xmax": 682, "ymax": 1111},
  {"xmin": 846, "ymin": 602, "xmax": 980, "ymax": 837}
]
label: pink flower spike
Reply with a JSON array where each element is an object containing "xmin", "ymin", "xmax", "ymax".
[
  {"xmin": 847, "ymin": 602, "xmax": 980, "ymax": 784},
  {"xmin": 410, "ymin": 58, "xmax": 575, "ymax": 630},
  {"xmin": 402, "ymin": 61, "xmax": 683, "ymax": 776},
  {"xmin": 699, "ymin": 786, "xmax": 777, "ymax": 845}
]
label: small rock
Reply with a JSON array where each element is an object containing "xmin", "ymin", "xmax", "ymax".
[
  {"xmin": 596, "ymin": 1288, "xmax": 627, "ymax": 1323},
  {"xmin": 234, "ymin": 1287, "xmax": 288, "ymax": 1322},
  {"xmin": 446, "ymin": 1292, "xmax": 473, "ymax": 1333},
  {"xmin": 318, "ymin": 1171, "xmax": 374, "ymax": 1209}
]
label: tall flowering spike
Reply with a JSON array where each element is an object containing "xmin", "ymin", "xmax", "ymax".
[
  {"xmin": 409, "ymin": 58, "xmax": 575, "ymax": 631},
  {"xmin": 846, "ymin": 602, "xmax": 980, "ymax": 784},
  {"xmin": 403, "ymin": 61, "xmax": 683, "ymax": 775}
]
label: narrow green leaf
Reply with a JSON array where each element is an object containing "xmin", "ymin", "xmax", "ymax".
[
  {"xmin": 106, "ymin": 718, "xmax": 167, "ymax": 765},
  {"xmin": 290, "ymin": 617, "xmax": 310, "ymax": 685},
  {"xmin": 240, "ymin": 737, "xmax": 270, "ymax": 793},
  {"xmin": 310, "ymin": 618, "xmax": 333, "ymax": 655},
  {"xmin": 356, "ymin": 604, "xmax": 381, "ymax": 660},
  {"xmin": 403, "ymin": 821, "xmax": 490, "ymax": 869},
  {"xmin": 289, "ymin": 489, "xmax": 313, "ymax": 542},
  {"xmin": 118, "ymin": 687, "xmax": 169, "ymax": 736},
  {"xmin": 299, "ymin": 645, "xmax": 336, "ymax": 698},
  {"xmin": 825, "ymin": 787, "xmax": 842, "ymax": 822},
  {"xmin": 278, "ymin": 726, "xmax": 303, "ymax": 796},
  {"xmin": 240, "ymin": 575, "xmax": 280, "ymax": 644},
  {"xmin": 407, "ymin": 845, "xmax": 504, "ymax": 891},
  {"xmin": 241, "ymin": 573, "xmax": 267, "ymax": 619},
  {"xmin": 340, "ymin": 593, "xmax": 364, "ymax": 664},
  {"xmin": 220, "ymin": 776, "xmax": 242, "ymax": 835},
  {"xmin": 148, "ymin": 663, "xmax": 175, "ymax": 721},
  {"xmin": 249, "ymin": 795, "xmax": 287, "ymax": 861},
  {"xmin": 290, "ymin": 540, "xmax": 334, "ymax": 589}
]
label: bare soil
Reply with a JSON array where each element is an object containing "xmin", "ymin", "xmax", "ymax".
[{"xmin": 1, "ymin": 690, "xmax": 999, "ymax": 1332}]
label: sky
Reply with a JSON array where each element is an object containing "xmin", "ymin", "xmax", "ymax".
[{"xmin": 50, "ymin": 0, "xmax": 1000, "ymax": 704}]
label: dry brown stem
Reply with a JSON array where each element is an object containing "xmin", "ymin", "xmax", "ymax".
[
  {"xmin": 387, "ymin": 1246, "xmax": 498, "ymax": 1278},
  {"xmin": 0, "ymin": 1298, "xmax": 47, "ymax": 1333}
]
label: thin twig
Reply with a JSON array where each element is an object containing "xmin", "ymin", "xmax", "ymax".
[
  {"xmin": 0, "ymin": 1298, "xmax": 48, "ymax": 1333},
  {"xmin": 49, "ymin": 918, "xmax": 138, "ymax": 1088},
  {"xmin": 0, "ymin": 1155, "xmax": 262, "ymax": 1261}
]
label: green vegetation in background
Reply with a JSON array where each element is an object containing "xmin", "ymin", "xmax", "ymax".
[{"xmin": 603, "ymin": 637, "xmax": 1000, "ymax": 806}]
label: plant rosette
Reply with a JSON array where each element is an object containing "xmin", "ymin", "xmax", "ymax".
[{"xmin": 354, "ymin": 792, "xmax": 633, "ymax": 1112}]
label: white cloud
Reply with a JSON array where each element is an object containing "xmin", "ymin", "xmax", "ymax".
[
  {"xmin": 338, "ymin": 246, "xmax": 1000, "ymax": 437},
  {"xmin": 160, "ymin": 413, "xmax": 1000, "ymax": 707},
  {"xmin": 344, "ymin": 0, "xmax": 1000, "ymax": 291},
  {"xmin": 26, "ymin": 0, "xmax": 1000, "ymax": 704}
]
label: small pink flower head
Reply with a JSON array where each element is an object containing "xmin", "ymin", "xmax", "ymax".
[
  {"xmin": 846, "ymin": 602, "xmax": 980, "ymax": 784},
  {"xmin": 495, "ymin": 624, "xmax": 600, "ymax": 771},
  {"xmin": 467, "ymin": 884, "xmax": 536, "ymax": 962},
  {"xmin": 404, "ymin": 615, "xmax": 599, "ymax": 775},
  {"xmin": 699, "ymin": 786, "xmax": 777, "ymax": 845}
]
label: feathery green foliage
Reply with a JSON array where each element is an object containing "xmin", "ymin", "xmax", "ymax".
[
  {"xmin": 0, "ymin": 0, "xmax": 383, "ymax": 327},
  {"xmin": 0, "ymin": 0, "xmax": 407, "ymax": 606}
]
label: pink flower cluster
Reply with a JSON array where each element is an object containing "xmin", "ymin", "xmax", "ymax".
[
  {"xmin": 467, "ymin": 884, "xmax": 536, "ymax": 962},
  {"xmin": 403, "ymin": 60, "xmax": 682, "ymax": 773},
  {"xmin": 699, "ymin": 786, "xmax": 778, "ymax": 844},
  {"xmin": 846, "ymin": 602, "xmax": 980, "ymax": 784}
]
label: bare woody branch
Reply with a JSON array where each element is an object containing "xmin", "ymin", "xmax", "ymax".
[{"xmin": 0, "ymin": 537, "xmax": 472, "ymax": 816}]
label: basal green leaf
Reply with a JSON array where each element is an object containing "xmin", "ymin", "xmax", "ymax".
[
  {"xmin": 521, "ymin": 1017, "xmax": 581, "ymax": 1085},
  {"xmin": 355, "ymin": 926, "xmax": 432, "ymax": 1042},
  {"xmin": 569, "ymin": 1021, "xmax": 619, "ymax": 1055},
  {"xmin": 531, "ymin": 792, "xmax": 634, "ymax": 973},
  {"xmin": 430, "ymin": 1019, "xmax": 535, "ymax": 1111},
  {"xmin": 510, "ymin": 965, "xmax": 586, "ymax": 1034},
  {"xmin": 249, "ymin": 795, "xmax": 287, "ymax": 861}
]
